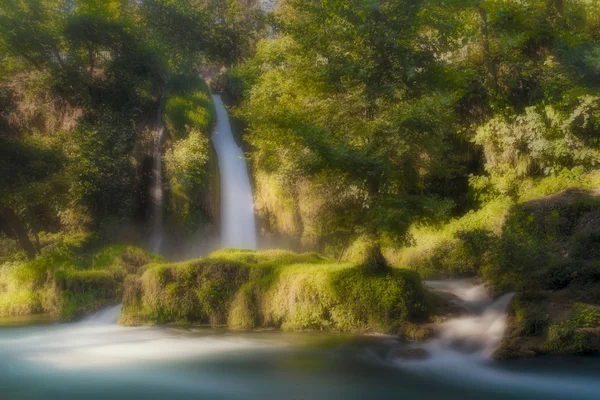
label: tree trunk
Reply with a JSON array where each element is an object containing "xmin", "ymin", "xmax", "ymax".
[
  {"xmin": 88, "ymin": 46, "xmax": 95, "ymax": 79},
  {"xmin": 478, "ymin": 6, "xmax": 498, "ymax": 92},
  {"xmin": 361, "ymin": 231, "xmax": 388, "ymax": 272},
  {"xmin": 337, "ymin": 226, "xmax": 355, "ymax": 263},
  {"xmin": 0, "ymin": 204, "xmax": 36, "ymax": 260},
  {"xmin": 33, "ymin": 230, "xmax": 41, "ymax": 254}
]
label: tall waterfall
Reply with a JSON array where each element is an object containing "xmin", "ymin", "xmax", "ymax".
[
  {"xmin": 150, "ymin": 97, "xmax": 166, "ymax": 253},
  {"xmin": 211, "ymin": 94, "xmax": 258, "ymax": 250}
]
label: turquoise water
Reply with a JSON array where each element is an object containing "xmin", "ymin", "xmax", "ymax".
[{"xmin": 0, "ymin": 316, "xmax": 599, "ymax": 400}]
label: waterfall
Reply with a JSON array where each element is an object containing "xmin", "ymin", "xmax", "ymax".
[
  {"xmin": 150, "ymin": 97, "xmax": 166, "ymax": 253},
  {"xmin": 211, "ymin": 94, "xmax": 258, "ymax": 250}
]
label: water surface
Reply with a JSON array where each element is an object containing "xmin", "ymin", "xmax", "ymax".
[{"xmin": 0, "ymin": 307, "xmax": 599, "ymax": 400}]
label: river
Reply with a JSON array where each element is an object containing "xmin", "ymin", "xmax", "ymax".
[{"xmin": 1, "ymin": 282, "xmax": 600, "ymax": 399}]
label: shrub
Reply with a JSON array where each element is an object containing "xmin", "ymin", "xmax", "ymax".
[
  {"xmin": 570, "ymin": 229, "xmax": 600, "ymax": 260},
  {"xmin": 572, "ymin": 264, "xmax": 600, "ymax": 286},
  {"xmin": 542, "ymin": 264, "xmax": 574, "ymax": 290},
  {"xmin": 544, "ymin": 303, "xmax": 600, "ymax": 354},
  {"xmin": 91, "ymin": 245, "xmax": 160, "ymax": 280}
]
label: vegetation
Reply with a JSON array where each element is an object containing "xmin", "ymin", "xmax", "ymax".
[
  {"xmin": 0, "ymin": 239, "xmax": 160, "ymax": 320},
  {"xmin": 226, "ymin": 0, "xmax": 600, "ymax": 265},
  {"xmin": 0, "ymin": 0, "xmax": 263, "ymax": 258},
  {"xmin": 120, "ymin": 249, "xmax": 429, "ymax": 333},
  {"xmin": 163, "ymin": 75, "xmax": 217, "ymax": 232},
  {"xmin": 1, "ymin": 0, "xmax": 600, "ymax": 358}
]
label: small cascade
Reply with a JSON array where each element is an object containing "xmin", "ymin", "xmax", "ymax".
[
  {"xmin": 411, "ymin": 279, "xmax": 514, "ymax": 358},
  {"xmin": 435, "ymin": 291, "xmax": 515, "ymax": 357},
  {"xmin": 81, "ymin": 304, "xmax": 122, "ymax": 326},
  {"xmin": 211, "ymin": 94, "xmax": 257, "ymax": 250},
  {"xmin": 150, "ymin": 97, "xmax": 166, "ymax": 253}
]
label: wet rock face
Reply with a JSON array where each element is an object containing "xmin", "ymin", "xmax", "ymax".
[{"xmin": 390, "ymin": 347, "xmax": 430, "ymax": 360}]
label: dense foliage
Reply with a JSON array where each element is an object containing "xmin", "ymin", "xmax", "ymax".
[
  {"xmin": 0, "ymin": 0, "xmax": 264, "ymax": 259},
  {"xmin": 1, "ymin": 1, "xmax": 600, "ymax": 352},
  {"xmin": 231, "ymin": 0, "xmax": 600, "ymax": 262}
]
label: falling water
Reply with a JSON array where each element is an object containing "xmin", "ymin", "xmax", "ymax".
[
  {"xmin": 393, "ymin": 279, "xmax": 514, "ymax": 362},
  {"xmin": 150, "ymin": 97, "xmax": 166, "ymax": 253},
  {"xmin": 211, "ymin": 94, "xmax": 257, "ymax": 250},
  {"xmin": 389, "ymin": 280, "xmax": 600, "ymax": 398},
  {"xmin": 81, "ymin": 304, "xmax": 123, "ymax": 325}
]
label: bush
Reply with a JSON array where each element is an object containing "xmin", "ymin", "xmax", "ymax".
[
  {"xmin": 91, "ymin": 245, "xmax": 161, "ymax": 280},
  {"xmin": 571, "ymin": 229, "xmax": 600, "ymax": 260},
  {"xmin": 164, "ymin": 75, "xmax": 214, "ymax": 138},
  {"xmin": 544, "ymin": 303, "xmax": 600, "ymax": 354},
  {"xmin": 542, "ymin": 264, "xmax": 574, "ymax": 290},
  {"xmin": 572, "ymin": 264, "xmax": 600, "ymax": 286}
]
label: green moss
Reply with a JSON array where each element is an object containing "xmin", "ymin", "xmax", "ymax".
[
  {"xmin": 91, "ymin": 245, "xmax": 162, "ymax": 281},
  {"xmin": 0, "ymin": 244, "xmax": 158, "ymax": 320},
  {"xmin": 121, "ymin": 259, "xmax": 250, "ymax": 326},
  {"xmin": 54, "ymin": 269, "xmax": 118, "ymax": 320},
  {"xmin": 329, "ymin": 267, "xmax": 428, "ymax": 332},
  {"xmin": 208, "ymin": 248, "xmax": 327, "ymax": 266},
  {"xmin": 121, "ymin": 250, "xmax": 428, "ymax": 334}
]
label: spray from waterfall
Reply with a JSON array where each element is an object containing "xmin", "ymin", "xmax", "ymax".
[{"xmin": 211, "ymin": 94, "xmax": 257, "ymax": 250}]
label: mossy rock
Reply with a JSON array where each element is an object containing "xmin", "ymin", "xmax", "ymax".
[
  {"xmin": 120, "ymin": 250, "xmax": 429, "ymax": 333},
  {"xmin": 91, "ymin": 245, "xmax": 163, "ymax": 281},
  {"xmin": 54, "ymin": 269, "xmax": 119, "ymax": 321}
]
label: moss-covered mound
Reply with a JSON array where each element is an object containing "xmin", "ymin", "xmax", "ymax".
[
  {"xmin": 395, "ymin": 178, "xmax": 600, "ymax": 357},
  {"xmin": 390, "ymin": 171, "xmax": 600, "ymax": 279},
  {"xmin": 120, "ymin": 249, "xmax": 429, "ymax": 334},
  {"xmin": 0, "ymin": 243, "xmax": 161, "ymax": 321}
]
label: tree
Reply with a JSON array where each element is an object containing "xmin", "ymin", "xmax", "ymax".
[
  {"xmin": 0, "ymin": 139, "xmax": 64, "ymax": 259},
  {"xmin": 239, "ymin": 0, "xmax": 463, "ymax": 268}
]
